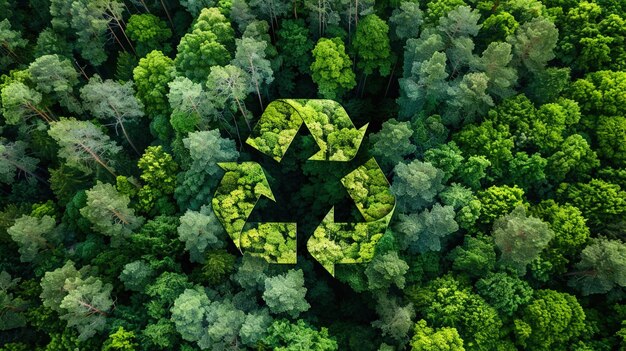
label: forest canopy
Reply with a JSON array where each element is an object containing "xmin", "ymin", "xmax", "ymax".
[{"xmin": 2, "ymin": 0, "xmax": 626, "ymax": 350}]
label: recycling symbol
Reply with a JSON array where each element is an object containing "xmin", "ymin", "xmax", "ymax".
[{"xmin": 212, "ymin": 99, "xmax": 396, "ymax": 276}]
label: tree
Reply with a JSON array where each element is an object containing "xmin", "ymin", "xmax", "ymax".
[
  {"xmin": 514, "ymin": 289, "xmax": 586, "ymax": 351},
  {"xmin": 59, "ymin": 276, "xmax": 113, "ymax": 341},
  {"xmin": 568, "ymin": 238, "xmax": 626, "ymax": 295},
  {"xmin": 174, "ymin": 130, "xmax": 239, "ymax": 210},
  {"xmin": 102, "ymin": 327, "xmax": 138, "ymax": 351},
  {"xmin": 475, "ymin": 272, "xmax": 533, "ymax": 317},
  {"xmin": 0, "ymin": 140, "xmax": 39, "ymax": 184},
  {"xmin": 595, "ymin": 115, "xmax": 626, "ymax": 167},
  {"xmin": 261, "ymin": 319, "xmax": 338, "ymax": 351},
  {"xmin": 546, "ymin": 134, "xmax": 599, "ymax": 183},
  {"xmin": 364, "ymin": 251, "xmax": 409, "ymax": 291},
  {"xmin": 171, "ymin": 287, "xmax": 248, "ymax": 350},
  {"xmin": 205, "ymin": 64, "xmax": 252, "ymax": 140},
  {"xmin": 409, "ymin": 275, "xmax": 505, "ymax": 350},
  {"xmin": 310, "ymin": 37, "xmax": 356, "ymax": 99},
  {"xmin": 80, "ymin": 182, "xmax": 143, "ymax": 242},
  {"xmin": 390, "ymin": 160, "xmax": 445, "ymax": 213},
  {"xmin": 119, "ymin": 260, "xmax": 155, "ymax": 292},
  {"xmin": 390, "ymin": 2, "xmax": 423, "ymax": 40},
  {"xmin": 40, "ymin": 261, "xmax": 113, "ymax": 341},
  {"xmin": 80, "ymin": 75, "xmax": 145, "ymax": 154},
  {"xmin": 132, "ymin": 50, "xmax": 175, "ymax": 118},
  {"xmin": 445, "ymin": 72, "xmax": 495, "ymax": 126},
  {"xmin": 136, "ymin": 146, "xmax": 178, "ymax": 214},
  {"xmin": 476, "ymin": 185, "xmax": 525, "ymax": 225},
  {"xmin": 448, "ymin": 234, "xmax": 496, "ymax": 278},
  {"xmin": 410, "ymin": 319, "xmax": 465, "ymax": 351},
  {"xmin": 28, "ymin": 54, "xmax": 81, "ymax": 114},
  {"xmin": 263, "ymin": 269, "xmax": 310, "ymax": 318},
  {"xmin": 454, "ymin": 121, "xmax": 514, "ymax": 178},
  {"xmin": 371, "ymin": 296, "xmax": 415, "ymax": 343},
  {"xmin": 369, "ymin": 118, "xmax": 416, "ymax": 171},
  {"xmin": 0, "ymin": 19, "xmax": 28, "ymax": 70},
  {"xmin": 557, "ymin": 179, "xmax": 626, "ymax": 231},
  {"xmin": 0, "ymin": 271, "xmax": 27, "ymax": 331},
  {"xmin": 248, "ymin": 0, "xmax": 290, "ymax": 33},
  {"xmin": 396, "ymin": 203, "xmax": 459, "ymax": 253},
  {"xmin": 1, "ymin": 80, "xmax": 49, "ymax": 125},
  {"xmin": 276, "ymin": 19, "xmax": 314, "ymax": 74},
  {"xmin": 126, "ymin": 14, "xmax": 172, "ymax": 57},
  {"xmin": 493, "ymin": 206, "xmax": 554, "ymax": 274},
  {"xmin": 177, "ymin": 205, "xmax": 226, "ymax": 263},
  {"xmin": 474, "ymin": 42, "xmax": 517, "ymax": 99},
  {"xmin": 508, "ymin": 17, "xmax": 558, "ymax": 73},
  {"xmin": 233, "ymin": 36, "xmax": 274, "ymax": 109},
  {"xmin": 175, "ymin": 7, "xmax": 234, "ymax": 83},
  {"xmin": 8, "ymin": 214, "xmax": 57, "ymax": 262},
  {"xmin": 167, "ymin": 77, "xmax": 215, "ymax": 133},
  {"xmin": 353, "ymin": 14, "xmax": 393, "ymax": 77},
  {"xmin": 49, "ymin": 0, "xmax": 129, "ymax": 66},
  {"xmin": 48, "ymin": 118, "xmax": 122, "ymax": 177}
]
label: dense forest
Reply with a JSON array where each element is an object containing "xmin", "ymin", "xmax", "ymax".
[{"xmin": 1, "ymin": 0, "xmax": 626, "ymax": 349}]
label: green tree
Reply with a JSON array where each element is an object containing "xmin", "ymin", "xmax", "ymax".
[
  {"xmin": 119, "ymin": 260, "xmax": 155, "ymax": 292},
  {"xmin": 310, "ymin": 37, "xmax": 356, "ymax": 99},
  {"xmin": 263, "ymin": 269, "xmax": 310, "ymax": 318},
  {"xmin": 0, "ymin": 271, "xmax": 27, "ymax": 330},
  {"xmin": 102, "ymin": 327, "xmax": 138, "ymax": 351},
  {"xmin": 167, "ymin": 76, "xmax": 215, "ymax": 133},
  {"xmin": 353, "ymin": 14, "xmax": 393, "ymax": 76},
  {"xmin": 80, "ymin": 182, "xmax": 144, "ymax": 242},
  {"xmin": 126, "ymin": 14, "xmax": 172, "ymax": 57},
  {"xmin": 391, "ymin": 160, "xmax": 445, "ymax": 213},
  {"xmin": 175, "ymin": 7, "xmax": 234, "ymax": 82},
  {"xmin": 136, "ymin": 146, "xmax": 178, "ymax": 214},
  {"xmin": 0, "ymin": 140, "xmax": 39, "ymax": 184},
  {"xmin": 410, "ymin": 319, "xmax": 465, "ymax": 351},
  {"xmin": 514, "ymin": 289, "xmax": 586, "ymax": 351},
  {"xmin": 233, "ymin": 36, "xmax": 274, "ymax": 109},
  {"xmin": 8, "ymin": 214, "xmax": 57, "ymax": 262},
  {"xmin": 133, "ymin": 50, "xmax": 175, "ymax": 118},
  {"xmin": 0, "ymin": 81, "xmax": 48, "ymax": 125},
  {"xmin": 28, "ymin": 54, "xmax": 81, "ymax": 113},
  {"xmin": 557, "ymin": 179, "xmax": 626, "ymax": 231},
  {"xmin": 530, "ymin": 200, "xmax": 590, "ymax": 280},
  {"xmin": 475, "ymin": 272, "xmax": 533, "ymax": 317},
  {"xmin": 48, "ymin": 118, "xmax": 121, "ymax": 177},
  {"xmin": 276, "ymin": 19, "xmax": 314, "ymax": 74},
  {"xmin": 508, "ymin": 17, "xmax": 558, "ymax": 73},
  {"xmin": 493, "ymin": 206, "xmax": 554, "ymax": 274},
  {"xmin": 396, "ymin": 203, "xmax": 459, "ymax": 253},
  {"xmin": 260, "ymin": 319, "xmax": 338, "ymax": 351},
  {"xmin": 568, "ymin": 238, "xmax": 626, "ymax": 295},
  {"xmin": 59, "ymin": 275, "xmax": 113, "ymax": 340},
  {"xmin": 448, "ymin": 234, "xmax": 497, "ymax": 278},
  {"xmin": 0, "ymin": 19, "xmax": 28, "ymax": 70},
  {"xmin": 80, "ymin": 75, "xmax": 145, "ymax": 154},
  {"xmin": 369, "ymin": 118, "xmax": 416, "ymax": 171},
  {"xmin": 174, "ymin": 130, "xmax": 239, "ymax": 210},
  {"xmin": 364, "ymin": 251, "xmax": 409, "ymax": 291},
  {"xmin": 390, "ymin": 2, "xmax": 423, "ymax": 40},
  {"xmin": 409, "ymin": 275, "xmax": 505, "ymax": 350},
  {"xmin": 177, "ymin": 205, "xmax": 226, "ymax": 263},
  {"xmin": 205, "ymin": 64, "xmax": 251, "ymax": 138},
  {"xmin": 476, "ymin": 185, "xmax": 525, "ymax": 225}
]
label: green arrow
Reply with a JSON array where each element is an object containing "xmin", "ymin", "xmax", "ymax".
[
  {"xmin": 307, "ymin": 158, "xmax": 396, "ymax": 276},
  {"xmin": 212, "ymin": 162, "xmax": 297, "ymax": 264},
  {"xmin": 246, "ymin": 99, "xmax": 368, "ymax": 162}
]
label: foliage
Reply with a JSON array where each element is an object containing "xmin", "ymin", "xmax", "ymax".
[{"xmin": 2, "ymin": 1, "xmax": 626, "ymax": 350}]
